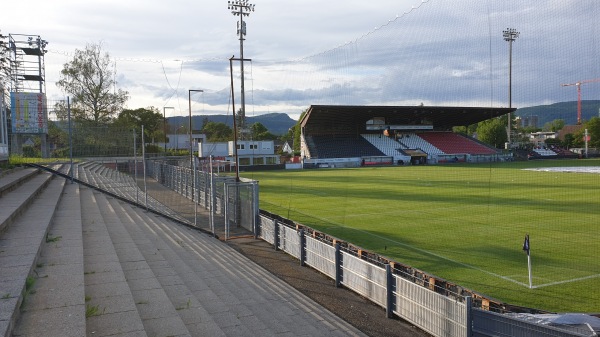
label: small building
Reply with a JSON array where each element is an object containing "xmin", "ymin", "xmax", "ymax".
[
  {"xmin": 163, "ymin": 133, "xmax": 207, "ymax": 151},
  {"xmin": 199, "ymin": 140, "xmax": 279, "ymax": 167}
]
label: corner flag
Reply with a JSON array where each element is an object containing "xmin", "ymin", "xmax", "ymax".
[
  {"xmin": 522, "ymin": 234, "xmax": 530, "ymax": 255},
  {"xmin": 523, "ymin": 234, "xmax": 533, "ymax": 288}
]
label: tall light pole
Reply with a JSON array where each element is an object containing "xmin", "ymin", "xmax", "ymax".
[
  {"xmin": 503, "ymin": 28, "xmax": 519, "ymax": 147},
  {"xmin": 228, "ymin": 0, "xmax": 255, "ymax": 139},
  {"xmin": 188, "ymin": 89, "xmax": 203, "ymax": 169},
  {"xmin": 163, "ymin": 106, "xmax": 174, "ymax": 153}
]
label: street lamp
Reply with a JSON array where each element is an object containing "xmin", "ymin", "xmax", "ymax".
[
  {"xmin": 163, "ymin": 106, "xmax": 174, "ymax": 153},
  {"xmin": 188, "ymin": 89, "xmax": 203, "ymax": 169},
  {"xmin": 227, "ymin": 0, "xmax": 255, "ymax": 139},
  {"xmin": 503, "ymin": 28, "xmax": 519, "ymax": 147}
]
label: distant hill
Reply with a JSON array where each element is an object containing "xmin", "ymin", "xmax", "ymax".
[
  {"xmin": 515, "ymin": 100, "xmax": 600, "ymax": 127},
  {"xmin": 165, "ymin": 103, "xmax": 600, "ymax": 134},
  {"xmin": 168, "ymin": 113, "xmax": 297, "ymax": 136}
]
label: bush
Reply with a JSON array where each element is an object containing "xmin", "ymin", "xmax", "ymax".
[
  {"xmin": 22, "ymin": 146, "xmax": 40, "ymax": 158},
  {"xmin": 145, "ymin": 144, "xmax": 162, "ymax": 153}
]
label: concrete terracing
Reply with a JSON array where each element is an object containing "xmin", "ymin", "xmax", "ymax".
[{"xmin": 0, "ymin": 165, "xmax": 366, "ymax": 337}]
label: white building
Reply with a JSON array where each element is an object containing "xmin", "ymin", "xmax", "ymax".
[
  {"xmin": 160, "ymin": 133, "xmax": 207, "ymax": 151},
  {"xmin": 199, "ymin": 140, "xmax": 279, "ymax": 166}
]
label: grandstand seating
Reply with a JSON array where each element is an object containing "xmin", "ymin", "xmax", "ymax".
[
  {"xmin": 396, "ymin": 133, "xmax": 444, "ymax": 155},
  {"xmin": 532, "ymin": 148, "xmax": 557, "ymax": 156},
  {"xmin": 310, "ymin": 135, "xmax": 384, "ymax": 158},
  {"xmin": 361, "ymin": 134, "xmax": 410, "ymax": 160},
  {"xmin": 307, "ymin": 132, "xmax": 504, "ymax": 161},
  {"xmin": 417, "ymin": 132, "xmax": 497, "ymax": 155}
]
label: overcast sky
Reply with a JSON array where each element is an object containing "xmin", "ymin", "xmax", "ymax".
[{"xmin": 3, "ymin": 1, "xmax": 600, "ymax": 120}]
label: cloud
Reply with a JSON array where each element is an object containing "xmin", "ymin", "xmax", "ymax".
[{"xmin": 3, "ymin": 0, "xmax": 600, "ymax": 119}]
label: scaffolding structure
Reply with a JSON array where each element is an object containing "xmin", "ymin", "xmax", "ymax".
[
  {"xmin": 6, "ymin": 33, "xmax": 48, "ymax": 94},
  {"xmin": 0, "ymin": 32, "xmax": 49, "ymax": 158}
]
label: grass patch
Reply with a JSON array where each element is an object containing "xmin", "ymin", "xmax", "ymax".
[
  {"xmin": 176, "ymin": 298, "xmax": 191, "ymax": 310},
  {"xmin": 8, "ymin": 155, "xmax": 77, "ymax": 166},
  {"xmin": 20, "ymin": 276, "xmax": 37, "ymax": 310},
  {"xmin": 85, "ymin": 304, "xmax": 103, "ymax": 317},
  {"xmin": 2, "ymin": 293, "xmax": 10, "ymax": 299},
  {"xmin": 243, "ymin": 159, "xmax": 600, "ymax": 312},
  {"xmin": 45, "ymin": 233, "xmax": 62, "ymax": 243},
  {"xmin": 25, "ymin": 277, "xmax": 35, "ymax": 292}
]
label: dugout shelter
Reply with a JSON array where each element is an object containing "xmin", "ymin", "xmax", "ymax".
[{"xmin": 299, "ymin": 105, "xmax": 515, "ymax": 167}]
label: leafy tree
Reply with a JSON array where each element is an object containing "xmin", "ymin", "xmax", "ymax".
[
  {"xmin": 57, "ymin": 42, "xmax": 128, "ymax": 124},
  {"xmin": 563, "ymin": 133, "xmax": 576, "ymax": 148},
  {"xmin": 476, "ymin": 118, "xmax": 507, "ymax": 148},
  {"xmin": 250, "ymin": 122, "xmax": 277, "ymax": 140},
  {"xmin": 542, "ymin": 119, "xmax": 565, "ymax": 132},
  {"xmin": 47, "ymin": 121, "xmax": 69, "ymax": 157},
  {"xmin": 201, "ymin": 117, "xmax": 210, "ymax": 130},
  {"xmin": 452, "ymin": 124, "xmax": 477, "ymax": 136},
  {"xmin": 573, "ymin": 116, "xmax": 600, "ymax": 148},
  {"xmin": 202, "ymin": 122, "xmax": 232, "ymax": 142},
  {"xmin": 520, "ymin": 125, "xmax": 541, "ymax": 134},
  {"xmin": 114, "ymin": 107, "xmax": 164, "ymax": 142}
]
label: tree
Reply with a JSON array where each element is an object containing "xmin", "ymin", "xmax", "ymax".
[
  {"xmin": 476, "ymin": 118, "xmax": 507, "ymax": 148},
  {"xmin": 114, "ymin": 107, "xmax": 164, "ymax": 141},
  {"xmin": 452, "ymin": 124, "xmax": 477, "ymax": 136},
  {"xmin": 57, "ymin": 42, "xmax": 128, "ymax": 124},
  {"xmin": 574, "ymin": 117, "xmax": 600, "ymax": 148},
  {"xmin": 563, "ymin": 133, "xmax": 576, "ymax": 148},
  {"xmin": 542, "ymin": 119, "xmax": 565, "ymax": 132},
  {"xmin": 202, "ymin": 122, "xmax": 232, "ymax": 142},
  {"xmin": 250, "ymin": 122, "xmax": 277, "ymax": 140}
]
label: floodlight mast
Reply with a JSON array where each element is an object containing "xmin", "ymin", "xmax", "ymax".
[
  {"xmin": 503, "ymin": 28, "xmax": 519, "ymax": 147},
  {"xmin": 227, "ymin": 0, "xmax": 255, "ymax": 139}
]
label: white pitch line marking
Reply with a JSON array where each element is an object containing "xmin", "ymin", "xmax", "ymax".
[
  {"xmin": 532, "ymin": 273, "xmax": 600, "ymax": 289},
  {"xmin": 298, "ymin": 210, "xmax": 530, "ymax": 288}
]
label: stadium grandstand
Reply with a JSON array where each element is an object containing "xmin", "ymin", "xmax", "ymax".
[{"xmin": 299, "ymin": 105, "xmax": 514, "ymax": 167}]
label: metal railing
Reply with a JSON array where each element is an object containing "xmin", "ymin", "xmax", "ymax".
[{"xmin": 256, "ymin": 214, "xmax": 594, "ymax": 337}]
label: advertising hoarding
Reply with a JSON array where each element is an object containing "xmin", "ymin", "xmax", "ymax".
[{"xmin": 10, "ymin": 92, "xmax": 48, "ymax": 134}]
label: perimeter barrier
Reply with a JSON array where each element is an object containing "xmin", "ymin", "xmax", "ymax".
[{"xmin": 255, "ymin": 213, "xmax": 593, "ymax": 337}]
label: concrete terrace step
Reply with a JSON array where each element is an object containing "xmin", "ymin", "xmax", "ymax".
[
  {"xmin": 12, "ymin": 182, "xmax": 86, "ymax": 337},
  {"xmin": 112, "ymin": 199, "xmax": 226, "ymax": 337},
  {"xmin": 80, "ymin": 187, "xmax": 147, "ymax": 337},
  {"xmin": 121, "ymin": 202, "xmax": 365, "ymax": 336},
  {"xmin": 0, "ymin": 170, "xmax": 52, "ymax": 234},
  {"xmin": 176, "ymin": 226, "xmax": 364, "ymax": 336},
  {"xmin": 0, "ymin": 174, "xmax": 66, "ymax": 337},
  {"xmin": 0, "ymin": 167, "xmax": 39, "ymax": 198},
  {"xmin": 93, "ymin": 194, "xmax": 191, "ymax": 337}
]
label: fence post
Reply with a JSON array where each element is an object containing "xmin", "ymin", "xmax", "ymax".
[
  {"xmin": 299, "ymin": 229, "xmax": 306, "ymax": 266},
  {"xmin": 386, "ymin": 264, "xmax": 394, "ymax": 318},
  {"xmin": 274, "ymin": 220, "xmax": 280, "ymax": 251},
  {"xmin": 335, "ymin": 242, "xmax": 342, "ymax": 288},
  {"xmin": 465, "ymin": 296, "xmax": 473, "ymax": 337},
  {"xmin": 253, "ymin": 181, "xmax": 259, "ymax": 239}
]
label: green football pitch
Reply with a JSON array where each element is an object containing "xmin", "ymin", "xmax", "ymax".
[{"xmin": 242, "ymin": 159, "xmax": 600, "ymax": 313}]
